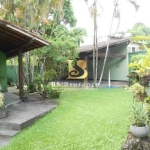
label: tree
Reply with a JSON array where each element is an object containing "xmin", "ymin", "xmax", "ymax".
[
  {"xmin": 32, "ymin": 25, "xmax": 86, "ymax": 81},
  {"xmin": 127, "ymin": 23, "xmax": 150, "ymax": 37},
  {"xmin": 85, "ymin": 0, "xmax": 103, "ymax": 87},
  {"xmin": 98, "ymin": 0, "xmax": 119, "ymax": 86},
  {"xmin": 97, "ymin": 0, "xmax": 140, "ymax": 86},
  {"xmin": 2, "ymin": 0, "xmax": 86, "ymax": 84},
  {"xmin": 0, "ymin": 0, "xmax": 77, "ymax": 33}
]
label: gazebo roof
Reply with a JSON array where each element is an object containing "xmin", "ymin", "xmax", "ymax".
[{"xmin": 0, "ymin": 20, "xmax": 51, "ymax": 58}]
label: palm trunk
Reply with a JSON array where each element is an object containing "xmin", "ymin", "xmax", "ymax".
[
  {"xmin": 95, "ymin": 16, "xmax": 98, "ymax": 87},
  {"xmin": 93, "ymin": 0, "xmax": 98, "ymax": 88},
  {"xmin": 98, "ymin": 0, "xmax": 119, "ymax": 87},
  {"xmin": 93, "ymin": 20, "xmax": 96, "ymax": 87}
]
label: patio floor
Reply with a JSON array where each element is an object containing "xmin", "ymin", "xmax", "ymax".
[{"xmin": 0, "ymin": 89, "xmax": 58, "ymax": 149}]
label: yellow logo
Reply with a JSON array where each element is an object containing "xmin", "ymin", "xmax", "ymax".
[{"xmin": 67, "ymin": 60, "xmax": 88, "ymax": 79}]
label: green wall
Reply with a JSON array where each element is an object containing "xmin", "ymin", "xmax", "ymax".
[
  {"xmin": 128, "ymin": 51, "xmax": 147, "ymax": 64},
  {"xmin": 0, "ymin": 51, "xmax": 7, "ymax": 91},
  {"xmin": 88, "ymin": 42, "xmax": 128, "ymax": 81},
  {"xmin": 7, "ymin": 66, "xmax": 18, "ymax": 85}
]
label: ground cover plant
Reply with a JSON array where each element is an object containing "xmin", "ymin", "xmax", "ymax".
[{"xmin": 1, "ymin": 88, "xmax": 132, "ymax": 150}]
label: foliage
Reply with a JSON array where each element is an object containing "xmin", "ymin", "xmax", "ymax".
[
  {"xmin": 130, "ymin": 54, "xmax": 145, "ymax": 63},
  {"xmin": 0, "ymin": 0, "xmax": 76, "ymax": 32},
  {"xmin": 33, "ymin": 25, "xmax": 86, "ymax": 80},
  {"xmin": 128, "ymin": 44, "xmax": 150, "ymax": 77},
  {"xmin": 44, "ymin": 84, "xmax": 62, "ymax": 99},
  {"xmin": 33, "ymin": 76, "xmax": 62, "ymax": 99},
  {"xmin": 129, "ymin": 103, "xmax": 148, "ymax": 127},
  {"xmin": 1, "ymin": 89, "xmax": 132, "ymax": 150},
  {"xmin": 127, "ymin": 23, "xmax": 150, "ymax": 37},
  {"xmin": 2, "ymin": 0, "xmax": 86, "ymax": 82},
  {"xmin": 130, "ymin": 83, "xmax": 147, "ymax": 102},
  {"xmin": 0, "ymin": 92, "xmax": 4, "ymax": 108}
]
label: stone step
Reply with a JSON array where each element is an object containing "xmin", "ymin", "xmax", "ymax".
[
  {"xmin": 0, "ymin": 130, "xmax": 19, "ymax": 138},
  {"xmin": 0, "ymin": 122, "xmax": 21, "ymax": 131},
  {"xmin": 0, "ymin": 137, "xmax": 10, "ymax": 148}
]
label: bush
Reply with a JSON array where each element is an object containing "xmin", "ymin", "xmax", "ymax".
[{"xmin": 45, "ymin": 85, "xmax": 62, "ymax": 99}]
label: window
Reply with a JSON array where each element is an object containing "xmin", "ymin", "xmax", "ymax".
[{"xmin": 132, "ymin": 47, "xmax": 135, "ymax": 52}]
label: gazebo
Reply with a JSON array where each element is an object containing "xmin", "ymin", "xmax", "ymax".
[{"xmin": 0, "ymin": 20, "xmax": 50, "ymax": 99}]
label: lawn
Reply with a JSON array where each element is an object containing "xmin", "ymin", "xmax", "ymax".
[{"xmin": 1, "ymin": 88, "xmax": 133, "ymax": 150}]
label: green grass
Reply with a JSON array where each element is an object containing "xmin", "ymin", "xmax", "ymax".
[{"xmin": 1, "ymin": 88, "xmax": 132, "ymax": 150}]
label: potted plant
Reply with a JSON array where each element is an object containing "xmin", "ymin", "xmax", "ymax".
[
  {"xmin": 130, "ymin": 83, "xmax": 147, "ymax": 102},
  {"xmin": 0, "ymin": 92, "xmax": 7, "ymax": 119},
  {"xmin": 129, "ymin": 103, "xmax": 149, "ymax": 138}
]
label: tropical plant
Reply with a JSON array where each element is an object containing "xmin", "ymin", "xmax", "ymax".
[
  {"xmin": 44, "ymin": 84, "xmax": 62, "ymax": 99},
  {"xmin": 33, "ymin": 79, "xmax": 62, "ymax": 99},
  {"xmin": 33, "ymin": 25, "xmax": 86, "ymax": 80},
  {"xmin": 0, "ymin": 0, "xmax": 75, "ymax": 33},
  {"xmin": 130, "ymin": 83, "xmax": 147, "ymax": 102},
  {"xmin": 128, "ymin": 38, "xmax": 150, "ymax": 85},
  {"xmin": 0, "ymin": 92, "xmax": 4, "ymax": 108},
  {"xmin": 129, "ymin": 103, "xmax": 149, "ymax": 127}
]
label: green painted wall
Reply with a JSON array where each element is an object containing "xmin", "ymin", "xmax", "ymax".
[
  {"xmin": 88, "ymin": 42, "xmax": 128, "ymax": 81},
  {"xmin": 7, "ymin": 66, "xmax": 18, "ymax": 85},
  {"xmin": 0, "ymin": 51, "xmax": 7, "ymax": 91},
  {"xmin": 128, "ymin": 51, "xmax": 147, "ymax": 64}
]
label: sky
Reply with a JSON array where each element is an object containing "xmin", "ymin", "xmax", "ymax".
[{"xmin": 72, "ymin": 0, "xmax": 150, "ymax": 38}]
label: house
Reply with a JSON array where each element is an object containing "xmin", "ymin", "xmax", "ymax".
[
  {"xmin": 127, "ymin": 42, "xmax": 142, "ymax": 53},
  {"xmin": 0, "ymin": 19, "xmax": 50, "ymax": 99},
  {"xmin": 79, "ymin": 37, "xmax": 130, "ymax": 82}
]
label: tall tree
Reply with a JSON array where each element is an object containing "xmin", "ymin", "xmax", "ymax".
[
  {"xmin": 85, "ymin": 0, "xmax": 103, "ymax": 87},
  {"xmin": 127, "ymin": 23, "xmax": 150, "ymax": 37},
  {"xmin": 2, "ymin": 0, "xmax": 86, "ymax": 83},
  {"xmin": 98, "ymin": 0, "xmax": 119, "ymax": 86},
  {"xmin": 32, "ymin": 25, "xmax": 86, "ymax": 81},
  {"xmin": 0, "ymin": 0, "xmax": 77, "ymax": 33}
]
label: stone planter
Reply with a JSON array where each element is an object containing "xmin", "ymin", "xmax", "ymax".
[
  {"xmin": 0, "ymin": 107, "xmax": 7, "ymax": 119},
  {"xmin": 130, "ymin": 124, "xmax": 149, "ymax": 138}
]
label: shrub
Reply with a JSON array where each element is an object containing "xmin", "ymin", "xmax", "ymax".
[{"xmin": 45, "ymin": 85, "xmax": 62, "ymax": 99}]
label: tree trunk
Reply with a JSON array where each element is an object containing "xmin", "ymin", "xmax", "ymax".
[
  {"xmin": 93, "ymin": 0, "xmax": 98, "ymax": 88},
  {"xmin": 98, "ymin": 0, "xmax": 119, "ymax": 87}
]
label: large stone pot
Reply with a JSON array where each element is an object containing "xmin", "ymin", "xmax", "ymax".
[
  {"xmin": 0, "ymin": 107, "xmax": 7, "ymax": 119},
  {"xmin": 130, "ymin": 124, "xmax": 149, "ymax": 138}
]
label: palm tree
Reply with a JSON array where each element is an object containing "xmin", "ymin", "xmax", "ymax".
[
  {"xmin": 85, "ymin": 0, "xmax": 103, "ymax": 87},
  {"xmin": 98, "ymin": 0, "xmax": 140, "ymax": 86},
  {"xmin": 0, "ymin": 0, "xmax": 64, "ymax": 32},
  {"xmin": 98, "ymin": 0, "xmax": 119, "ymax": 86}
]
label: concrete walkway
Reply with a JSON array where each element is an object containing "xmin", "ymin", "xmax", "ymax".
[{"xmin": 0, "ymin": 92, "xmax": 58, "ymax": 149}]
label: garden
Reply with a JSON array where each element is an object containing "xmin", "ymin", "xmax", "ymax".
[
  {"xmin": 1, "ymin": 88, "xmax": 133, "ymax": 150},
  {"xmin": 0, "ymin": 1, "xmax": 150, "ymax": 149}
]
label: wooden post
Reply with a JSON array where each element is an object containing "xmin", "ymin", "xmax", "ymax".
[
  {"xmin": 84, "ymin": 56, "xmax": 88, "ymax": 87},
  {"xmin": 18, "ymin": 48, "xmax": 24, "ymax": 99}
]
